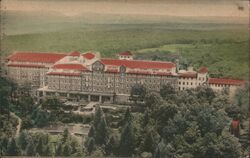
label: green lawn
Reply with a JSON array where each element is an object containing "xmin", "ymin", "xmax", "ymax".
[{"xmin": 1, "ymin": 24, "xmax": 249, "ymax": 80}]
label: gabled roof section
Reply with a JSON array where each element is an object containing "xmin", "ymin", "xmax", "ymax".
[
  {"xmin": 119, "ymin": 51, "xmax": 132, "ymax": 56},
  {"xmin": 69, "ymin": 51, "xmax": 81, "ymax": 57},
  {"xmin": 52, "ymin": 64, "xmax": 88, "ymax": 71},
  {"xmin": 82, "ymin": 52, "xmax": 95, "ymax": 60},
  {"xmin": 208, "ymin": 78, "xmax": 244, "ymax": 86},
  {"xmin": 7, "ymin": 52, "xmax": 66, "ymax": 63},
  {"xmin": 198, "ymin": 67, "xmax": 208, "ymax": 74},
  {"xmin": 100, "ymin": 59, "xmax": 175, "ymax": 69}
]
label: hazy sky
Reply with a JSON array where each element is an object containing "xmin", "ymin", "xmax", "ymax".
[{"xmin": 3, "ymin": 0, "xmax": 249, "ymax": 18}]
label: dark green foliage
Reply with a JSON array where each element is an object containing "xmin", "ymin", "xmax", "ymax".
[
  {"xmin": 96, "ymin": 117, "xmax": 109, "ymax": 146},
  {"xmin": 160, "ymin": 83, "xmax": 176, "ymax": 100},
  {"xmin": 36, "ymin": 137, "xmax": 45, "ymax": 156},
  {"xmin": 0, "ymin": 77, "xmax": 12, "ymax": 112},
  {"xmin": 26, "ymin": 139, "xmax": 36, "ymax": 156},
  {"xmin": 42, "ymin": 97, "xmax": 62, "ymax": 111},
  {"xmin": 92, "ymin": 106, "xmax": 110, "ymax": 146},
  {"xmin": 130, "ymin": 84, "xmax": 147, "ymax": 103},
  {"xmin": 0, "ymin": 136, "xmax": 9, "ymax": 155},
  {"xmin": 88, "ymin": 126, "xmax": 95, "ymax": 138},
  {"xmin": 119, "ymin": 107, "xmax": 133, "ymax": 126},
  {"xmin": 63, "ymin": 143, "xmax": 72, "ymax": 156},
  {"xmin": 56, "ymin": 143, "xmax": 63, "ymax": 156},
  {"xmin": 86, "ymin": 137, "xmax": 95, "ymax": 155},
  {"xmin": 18, "ymin": 130, "xmax": 29, "ymax": 150},
  {"xmin": 93, "ymin": 105, "xmax": 103, "ymax": 129},
  {"xmin": 119, "ymin": 122, "xmax": 135, "ymax": 157},
  {"xmin": 196, "ymin": 86, "xmax": 216, "ymax": 104},
  {"xmin": 105, "ymin": 136, "xmax": 117, "ymax": 155},
  {"xmin": 62, "ymin": 128, "xmax": 70, "ymax": 143},
  {"xmin": 145, "ymin": 92, "xmax": 163, "ymax": 108},
  {"xmin": 33, "ymin": 109, "xmax": 50, "ymax": 127},
  {"xmin": 6, "ymin": 138, "xmax": 21, "ymax": 156}
]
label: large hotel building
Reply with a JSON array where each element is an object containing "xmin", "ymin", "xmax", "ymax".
[{"xmin": 6, "ymin": 51, "xmax": 244, "ymax": 103}]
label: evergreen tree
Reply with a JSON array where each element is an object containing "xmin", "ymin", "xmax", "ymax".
[
  {"xmin": 62, "ymin": 143, "xmax": 72, "ymax": 156},
  {"xmin": 35, "ymin": 137, "xmax": 44, "ymax": 156},
  {"xmin": 141, "ymin": 131, "xmax": 155, "ymax": 154},
  {"xmin": 93, "ymin": 105, "xmax": 103, "ymax": 129},
  {"xmin": 88, "ymin": 125, "xmax": 96, "ymax": 138},
  {"xmin": 91, "ymin": 106, "xmax": 110, "ymax": 146},
  {"xmin": 86, "ymin": 137, "xmax": 95, "ymax": 155},
  {"xmin": 119, "ymin": 122, "xmax": 135, "ymax": 157},
  {"xmin": 105, "ymin": 136, "xmax": 116, "ymax": 155},
  {"xmin": 96, "ymin": 117, "xmax": 109, "ymax": 146},
  {"xmin": 6, "ymin": 138, "xmax": 21, "ymax": 156},
  {"xmin": 120, "ymin": 107, "xmax": 132, "ymax": 127},
  {"xmin": 55, "ymin": 143, "xmax": 63, "ymax": 156},
  {"xmin": 62, "ymin": 128, "xmax": 70, "ymax": 143},
  {"xmin": 26, "ymin": 139, "xmax": 36, "ymax": 156}
]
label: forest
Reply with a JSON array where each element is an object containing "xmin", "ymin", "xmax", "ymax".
[{"xmin": 0, "ymin": 77, "xmax": 249, "ymax": 157}]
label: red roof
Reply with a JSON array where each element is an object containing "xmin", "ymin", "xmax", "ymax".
[
  {"xmin": 7, "ymin": 63, "xmax": 45, "ymax": 68},
  {"xmin": 101, "ymin": 59, "xmax": 175, "ymax": 69},
  {"xmin": 155, "ymin": 72, "xmax": 173, "ymax": 76},
  {"xmin": 106, "ymin": 69, "xmax": 119, "ymax": 73},
  {"xmin": 52, "ymin": 64, "xmax": 88, "ymax": 71},
  {"xmin": 47, "ymin": 72, "xmax": 81, "ymax": 77},
  {"xmin": 7, "ymin": 52, "xmax": 66, "ymax": 63},
  {"xmin": 198, "ymin": 67, "xmax": 208, "ymax": 73},
  {"xmin": 69, "ymin": 51, "xmax": 80, "ymax": 57},
  {"xmin": 178, "ymin": 72, "xmax": 197, "ymax": 78},
  {"xmin": 208, "ymin": 78, "xmax": 244, "ymax": 86},
  {"xmin": 119, "ymin": 51, "xmax": 132, "ymax": 56},
  {"xmin": 82, "ymin": 53, "xmax": 95, "ymax": 60}
]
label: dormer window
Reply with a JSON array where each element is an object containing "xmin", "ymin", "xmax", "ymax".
[{"xmin": 118, "ymin": 51, "xmax": 133, "ymax": 60}]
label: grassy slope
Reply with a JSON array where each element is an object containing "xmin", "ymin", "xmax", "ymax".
[{"xmin": 2, "ymin": 24, "xmax": 249, "ymax": 80}]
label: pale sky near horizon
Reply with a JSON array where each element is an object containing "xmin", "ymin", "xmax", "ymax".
[{"xmin": 3, "ymin": 0, "xmax": 249, "ymax": 18}]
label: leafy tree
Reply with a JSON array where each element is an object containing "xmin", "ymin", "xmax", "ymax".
[
  {"xmin": 130, "ymin": 84, "xmax": 147, "ymax": 103},
  {"xmin": 6, "ymin": 138, "xmax": 21, "ymax": 156},
  {"xmin": 196, "ymin": 86, "xmax": 215, "ymax": 104},
  {"xmin": 160, "ymin": 83, "xmax": 176, "ymax": 100},
  {"xmin": 42, "ymin": 97, "xmax": 62, "ymax": 111},
  {"xmin": 34, "ymin": 109, "xmax": 50, "ymax": 127},
  {"xmin": 154, "ymin": 140, "xmax": 175, "ymax": 158},
  {"xmin": 145, "ymin": 92, "xmax": 163, "ymax": 108}
]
